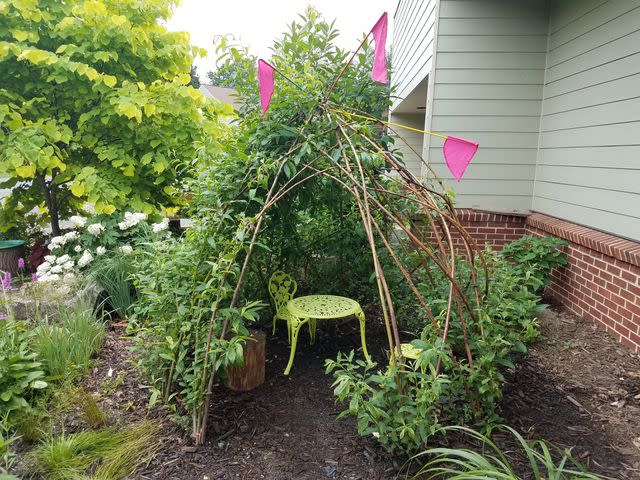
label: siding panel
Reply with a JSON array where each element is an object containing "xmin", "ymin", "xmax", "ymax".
[
  {"xmin": 427, "ymin": 0, "xmax": 549, "ymax": 212},
  {"xmin": 533, "ymin": 0, "xmax": 640, "ymax": 241},
  {"xmin": 391, "ymin": 0, "xmax": 438, "ymax": 110}
]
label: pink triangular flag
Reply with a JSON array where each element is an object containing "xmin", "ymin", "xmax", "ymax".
[
  {"xmin": 443, "ymin": 136, "xmax": 479, "ymax": 181},
  {"xmin": 258, "ymin": 59, "xmax": 275, "ymax": 118},
  {"xmin": 370, "ymin": 13, "xmax": 388, "ymax": 83}
]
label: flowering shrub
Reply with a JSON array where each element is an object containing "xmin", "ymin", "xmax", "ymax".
[{"xmin": 36, "ymin": 212, "xmax": 170, "ymax": 282}]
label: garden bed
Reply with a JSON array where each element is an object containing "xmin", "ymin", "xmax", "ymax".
[{"xmin": 36, "ymin": 305, "xmax": 637, "ymax": 480}]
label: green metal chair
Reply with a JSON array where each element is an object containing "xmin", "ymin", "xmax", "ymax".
[{"xmin": 268, "ymin": 271, "xmax": 316, "ymax": 344}]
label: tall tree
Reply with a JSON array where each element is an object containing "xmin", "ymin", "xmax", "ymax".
[{"xmin": 0, "ymin": 0, "xmax": 230, "ymax": 235}]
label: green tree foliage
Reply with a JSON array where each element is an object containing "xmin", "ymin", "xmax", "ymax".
[{"xmin": 0, "ymin": 0, "xmax": 231, "ymax": 234}]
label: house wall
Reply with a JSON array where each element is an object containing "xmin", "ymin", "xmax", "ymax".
[
  {"xmin": 389, "ymin": 113, "xmax": 425, "ymax": 177},
  {"xmin": 391, "ymin": 0, "xmax": 438, "ymax": 112},
  {"xmin": 532, "ymin": 0, "xmax": 640, "ymax": 242},
  {"xmin": 424, "ymin": 0, "xmax": 548, "ymax": 212}
]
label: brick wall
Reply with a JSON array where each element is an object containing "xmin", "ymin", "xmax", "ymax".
[
  {"xmin": 526, "ymin": 213, "xmax": 640, "ymax": 353},
  {"xmin": 421, "ymin": 209, "xmax": 527, "ymax": 251},
  {"xmin": 420, "ymin": 209, "xmax": 640, "ymax": 353}
]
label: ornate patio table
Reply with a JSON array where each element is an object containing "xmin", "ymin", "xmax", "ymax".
[{"xmin": 284, "ymin": 295, "xmax": 371, "ymax": 375}]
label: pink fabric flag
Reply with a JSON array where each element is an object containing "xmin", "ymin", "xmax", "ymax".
[
  {"xmin": 443, "ymin": 136, "xmax": 479, "ymax": 181},
  {"xmin": 258, "ymin": 59, "xmax": 275, "ymax": 118},
  {"xmin": 370, "ymin": 13, "xmax": 388, "ymax": 83}
]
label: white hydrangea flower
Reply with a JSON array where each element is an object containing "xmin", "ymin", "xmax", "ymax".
[
  {"xmin": 69, "ymin": 216, "xmax": 86, "ymax": 228},
  {"xmin": 118, "ymin": 212, "xmax": 147, "ymax": 230},
  {"xmin": 63, "ymin": 261, "xmax": 75, "ymax": 271},
  {"xmin": 152, "ymin": 218, "xmax": 170, "ymax": 233},
  {"xmin": 63, "ymin": 273, "xmax": 76, "ymax": 281},
  {"xmin": 87, "ymin": 223, "xmax": 105, "ymax": 236},
  {"xmin": 119, "ymin": 245, "xmax": 133, "ymax": 254},
  {"xmin": 96, "ymin": 246, "xmax": 106, "ymax": 256},
  {"xmin": 37, "ymin": 262, "xmax": 51, "ymax": 274},
  {"xmin": 44, "ymin": 255, "xmax": 56, "ymax": 263},
  {"xmin": 63, "ymin": 231, "xmax": 78, "ymax": 242},
  {"xmin": 42, "ymin": 273, "xmax": 61, "ymax": 282},
  {"xmin": 50, "ymin": 265, "xmax": 63, "ymax": 274},
  {"xmin": 56, "ymin": 254, "xmax": 70, "ymax": 265},
  {"xmin": 78, "ymin": 250, "xmax": 94, "ymax": 268},
  {"xmin": 74, "ymin": 245, "xmax": 82, "ymax": 253},
  {"xmin": 49, "ymin": 236, "xmax": 64, "ymax": 246}
]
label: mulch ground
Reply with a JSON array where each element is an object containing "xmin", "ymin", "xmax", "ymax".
[{"xmin": 18, "ymin": 306, "xmax": 640, "ymax": 479}]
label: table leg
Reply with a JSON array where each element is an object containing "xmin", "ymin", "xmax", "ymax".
[
  {"xmin": 308, "ymin": 318, "xmax": 317, "ymax": 344},
  {"xmin": 284, "ymin": 316, "xmax": 308, "ymax": 375},
  {"xmin": 355, "ymin": 308, "xmax": 372, "ymax": 364}
]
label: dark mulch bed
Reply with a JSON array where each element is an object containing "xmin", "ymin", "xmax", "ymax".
[
  {"xmin": 17, "ymin": 306, "xmax": 640, "ymax": 479},
  {"xmin": 501, "ymin": 306, "xmax": 640, "ymax": 479}
]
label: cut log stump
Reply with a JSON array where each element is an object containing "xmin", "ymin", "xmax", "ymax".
[{"xmin": 226, "ymin": 329, "xmax": 266, "ymax": 392}]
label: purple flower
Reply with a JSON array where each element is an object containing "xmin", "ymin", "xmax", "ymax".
[
  {"xmin": 1, "ymin": 272, "xmax": 11, "ymax": 290},
  {"xmin": 31, "ymin": 273, "xmax": 39, "ymax": 282},
  {"xmin": 0, "ymin": 313, "xmax": 6, "ymax": 321},
  {"xmin": 17, "ymin": 257, "xmax": 25, "ymax": 270}
]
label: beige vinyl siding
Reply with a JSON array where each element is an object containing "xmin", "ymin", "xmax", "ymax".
[
  {"xmin": 391, "ymin": 0, "xmax": 438, "ymax": 111},
  {"xmin": 533, "ymin": 0, "xmax": 640, "ymax": 241},
  {"xmin": 424, "ymin": 0, "xmax": 548, "ymax": 212},
  {"xmin": 389, "ymin": 113, "xmax": 425, "ymax": 177}
]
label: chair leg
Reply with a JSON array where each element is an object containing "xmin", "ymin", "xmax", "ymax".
[
  {"xmin": 356, "ymin": 308, "xmax": 372, "ymax": 364},
  {"xmin": 272, "ymin": 315, "xmax": 277, "ymax": 336}
]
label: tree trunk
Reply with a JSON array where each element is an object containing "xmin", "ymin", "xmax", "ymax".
[
  {"xmin": 226, "ymin": 330, "xmax": 266, "ymax": 392},
  {"xmin": 36, "ymin": 173, "xmax": 61, "ymax": 236}
]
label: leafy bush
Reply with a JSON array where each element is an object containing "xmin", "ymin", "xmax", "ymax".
[
  {"xmin": 32, "ymin": 302, "xmax": 105, "ymax": 380},
  {"xmin": 326, "ymin": 351, "xmax": 448, "ymax": 453},
  {"xmin": 502, "ymin": 235, "xmax": 568, "ymax": 292},
  {"xmin": 0, "ymin": 318, "xmax": 47, "ymax": 418},
  {"xmin": 405, "ymin": 425, "xmax": 603, "ymax": 479},
  {"xmin": 327, "ymin": 242, "xmax": 553, "ymax": 454}
]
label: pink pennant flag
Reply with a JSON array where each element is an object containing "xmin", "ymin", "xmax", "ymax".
[
  {"xmin": 370, "ymin": 13, "xmax": 388, "ymax": 83},
  {"xmin": 258, "ymin": 59, "xmax": 275, "ymax": 118},
  {"xmin": 443, "ymin": 136, "xmax": 479, "ymax": 181}
]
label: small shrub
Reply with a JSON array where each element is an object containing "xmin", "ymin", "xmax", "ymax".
[
  {"xmin": 404, "ymin": 425, "xmax": 604, "ymax": 479},
  {"xmin": 502, "ymin": 235, "xmax": 568, "ymax": 292},
  {"xmin": 13, "ymin": 407, "xmax": 48, "ymax": 443},
  {"xmin": 32, "ymin": 302, "xmax": 106, "ymax": 380},
  {"xmin": 0, "ymin": 413, "xmax": 19, "ymax": 475},
  {"xmin": 326, "ymin": 351, "xmax": 448, "ymax": 454},
  {"xmin": 0, "ymin": 318, "xmax": 48, "ymax": 418},
  {"xmin": 32, "ymin": 420, "xmax": 161, "ymax": 480}
]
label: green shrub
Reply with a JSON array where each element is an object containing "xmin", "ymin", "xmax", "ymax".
[
  {"xmin": 327, "ymin": 246, "xmax": 547, "ymax": 454},
  {"xmin": 502, "ymin": 235, "xmax": 568, "ymax": 292},
  {"xmin": 405, "ymin": 425, "xmax": 603, "ymax": 479},
  {"xmin": 326, "ymin": 351, "xmax": 448, "ymax": 454},
  {"xmin": 32, "ymin": 302, "xmax": 105, "ymax": 381},
  {"xmin": 0, "ymin": 318, "xmax": 48, "ymax": 418},
  {"xmin": 0, "ymin": 413, "xmax": 19, "ymax": 475}
]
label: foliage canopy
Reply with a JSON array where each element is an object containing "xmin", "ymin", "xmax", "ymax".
[{"xmin": 0, "ymin": 0, "xmax": 231, "ymax": 234}]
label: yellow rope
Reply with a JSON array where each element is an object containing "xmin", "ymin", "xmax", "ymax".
[{"xmin": 331, "ymin": 108, "xmax": 449, "ymax": 140}]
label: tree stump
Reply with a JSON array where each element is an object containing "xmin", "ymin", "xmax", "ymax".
[
  {"xmin": 226, "ymin": 329, "xmax": 266, "ymax": 391},
  {"xmin": 0, "ymin": 241, "xmax": 26, "ymax": 275}
]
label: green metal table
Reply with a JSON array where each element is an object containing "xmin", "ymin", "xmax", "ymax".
[{"xmin": 284, "ymin": 294, "xmax": 371, "ymax": 375}]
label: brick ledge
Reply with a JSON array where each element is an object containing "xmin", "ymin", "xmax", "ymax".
[{"xmin": 526, "ymin": 213, "xmax": 640, "ymax": 268}]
